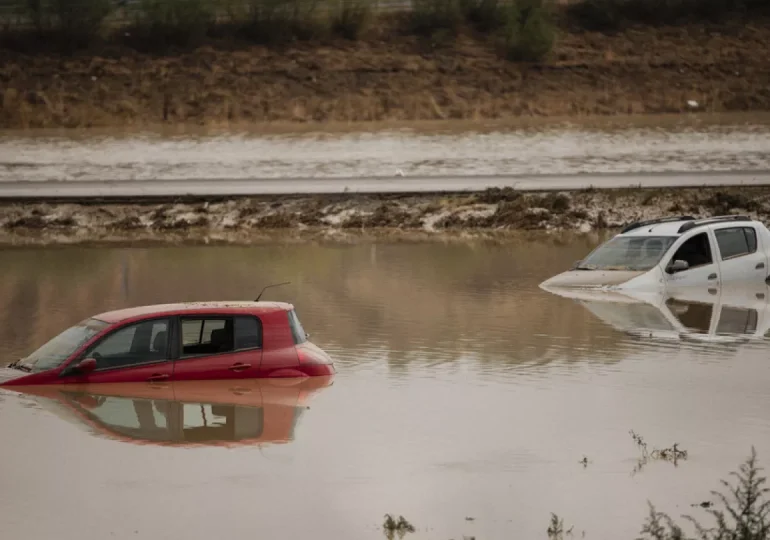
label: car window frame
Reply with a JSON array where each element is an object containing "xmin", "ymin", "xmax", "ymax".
[
  {"xmin": 176, "ymin": 313, "xmax": 263, "ymax": 361},
  {"xmin": 287, "ymin": 309, "xmax": 307, "ymax": 345},
  {"xmin": 66, "ymin": 315, "xmax": 176, "ymax": 374},
  {"xmin": 667, "ymin": 230, "xmax": 715, "ymax": 272},
  {"xmin": 713, "ymin": 225, "xmax": 758, "ymax": 261}
]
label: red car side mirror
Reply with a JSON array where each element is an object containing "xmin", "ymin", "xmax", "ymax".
[{"xmin": 75, "ymin": 358, "xmax": 97, "ymax": 374}]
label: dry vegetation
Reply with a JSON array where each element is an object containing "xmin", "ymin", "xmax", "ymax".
[{"xmin": 0, "ymin": 0, "xmax": 768, "ymax": 128}]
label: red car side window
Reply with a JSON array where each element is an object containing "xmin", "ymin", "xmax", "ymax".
[{"xmin": 87, "ymin": 318, "xmax": 170, "ymax": 371}]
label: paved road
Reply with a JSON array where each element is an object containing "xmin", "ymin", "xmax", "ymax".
[{"xmin": 1, "ymin": 170, "xmax": 769, "ymax": 199}]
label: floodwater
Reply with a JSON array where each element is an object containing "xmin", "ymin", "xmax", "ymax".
[
  {"xmin": 3, "ymin": 237, "xmax": 770, "ymax": 540},
  {"xmin": 2, "ymin": 115, "xmax": 770, "ymax": 182}
]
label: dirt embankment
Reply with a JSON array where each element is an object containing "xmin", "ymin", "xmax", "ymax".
[
  {"xmin": 1, "ymin": 18, "xmax": 769, "ymax": 128},
  {"xmin": 2, "ymin": 186, "xmax": 770, "ymax": 245}
]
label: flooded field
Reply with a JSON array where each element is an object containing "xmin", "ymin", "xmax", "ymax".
[
  {"xmin": 2, "ymin": 237, "xmax": 770, "ymax": 539},
  {"xmin": 2, "ymin": 116, "xmax": 770, "ymax": 183}
]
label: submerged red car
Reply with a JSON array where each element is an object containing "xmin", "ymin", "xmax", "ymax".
[{"xmin": 0, "ymin": 301, "xmax": 335, "ymax": 387}]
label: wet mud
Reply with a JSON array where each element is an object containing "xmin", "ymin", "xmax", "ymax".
[
  {"xmin": 3, "ymin": 186, "xmax": 770, "ymax": 245},
  {"xmin": 2, "ymin": 18, "xmax": 770, "ymax": 129}
]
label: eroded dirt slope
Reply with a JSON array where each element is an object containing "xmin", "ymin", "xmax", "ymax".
[{"xmin": 1, "ymin": 20, "xmax": 769, "ymax": 128}]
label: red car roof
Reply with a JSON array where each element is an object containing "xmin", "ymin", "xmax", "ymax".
[{"xmin": 93, "ymin": 301, "xmax": 294, "ymax": 324}]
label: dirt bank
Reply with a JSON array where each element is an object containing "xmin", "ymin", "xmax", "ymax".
[
  {"xmin": 2, "ymin": 186, "xmax": 770, "ymax": 245},
  {"xmin": 2, "ymin": 16, "xmax": 769, "ymax": 129}
]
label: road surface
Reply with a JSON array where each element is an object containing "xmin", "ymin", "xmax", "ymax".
[{"xmin": 0, "ymin": 170, "xmax": 769, "ymax": 200}]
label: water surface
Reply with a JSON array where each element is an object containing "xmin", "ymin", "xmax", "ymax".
[{"xmin": 2, "ymin": 237, "xmax": 770, "ymax": 540}]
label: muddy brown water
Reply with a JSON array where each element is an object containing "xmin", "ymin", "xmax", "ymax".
[
  {"xmin": 2, "ymin": 115, "xmax": 770, "ymax": 182},
  {"xmin": 2, "ymin": 237, "xmax": 770, "ymax": 539}
]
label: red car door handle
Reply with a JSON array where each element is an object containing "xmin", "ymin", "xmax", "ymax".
[
  {"xmin": 147, "ymin": 373, "xmax": 169, "ymax": 381},
  {"xmin": 229, "ymin": 363, "xmax": 251, "ymax": 372}
]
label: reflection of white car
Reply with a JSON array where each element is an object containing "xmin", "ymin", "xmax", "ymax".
[
  {"xmin": 540, "ymin": 215, "xmax": 770, "ymax": 292},
  {"xmin": 544, "ymin": 283, "xmax": 770, "ymax": 344}
]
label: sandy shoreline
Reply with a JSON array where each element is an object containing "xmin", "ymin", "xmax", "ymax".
[{"xmin": 2, "ymin": 185, "xmax": 769, "ymax": 246}]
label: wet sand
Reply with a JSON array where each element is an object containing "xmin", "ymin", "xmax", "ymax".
[{"xmin": 2, "ymin": 185, "xmax": 769, "ymax": 246}]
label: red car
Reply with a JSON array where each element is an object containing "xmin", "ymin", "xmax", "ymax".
[{"xmin": 0, "ymin": 301, "xmax": 335, "ymax": 387}]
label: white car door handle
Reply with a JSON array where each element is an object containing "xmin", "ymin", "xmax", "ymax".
[
  {"xmin": 708, "ymin": 273, "xmax": 718, "ymax": 280},
  {"xmin": 757, "ymin": 262, "xmax": 765, "ymax": 269}
]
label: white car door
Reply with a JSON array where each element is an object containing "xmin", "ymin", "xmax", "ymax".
[
  {"xmin": 711, "ymin": 223, "xmax": 768, "ymax": 285},
  {"xmin": 662, "ymin": 229, "xmax": 721, "ymax": 290}
]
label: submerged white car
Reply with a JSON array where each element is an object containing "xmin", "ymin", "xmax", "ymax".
[
  {"xmin": 540, "ymin": 215, "xmax": 770, "ymax": 292},
  {"xmin": 542, "ymin": 281, "xmax": 770, "ymax": 345}
]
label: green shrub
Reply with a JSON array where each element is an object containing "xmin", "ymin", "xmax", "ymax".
[
  {"xmin": 502, "ymin": 0, "xmax": 555, "ymax": 62},
  {"xmin": 241, "ymin": 0, "xmax": 328, "ymax": 44},
  {"xmin": 639, "ymin": 447, "xmax": 770, "ymax": 540},
  {"xmin": 564, "ymin": 0, "xmax": 626, "ymax": 31},
  {"xmin": 330, "ymin": 0, "xmax": 373, "ymax": 40},
  {"xmin": 410, "ymin": 0, "xmax": 464, "ymax": 36},
  {"xmin": 24, "ymin": 0, "xmax": 112, "ymax": 43},
  {"xmin": 460, "ymin": 0, "xmax": 513, "ymax": 32},
  {"xmin": 566, "ymin": 0, "xmax": 770, "ymax": 31},
  {"xmin": 132, "ymin": 0, "xmax": 215, "ymax": 48}
]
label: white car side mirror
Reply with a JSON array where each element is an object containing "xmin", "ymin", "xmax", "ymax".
[{"xmin": 667, "ymin": 259, "xmax": 689, "ymax": 274}]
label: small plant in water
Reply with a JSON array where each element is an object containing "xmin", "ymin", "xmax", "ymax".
[
  {"xmin": 639, "ymin": 447, "xmax": 770, "ymax": 540},
  {"xmin": 630, "ymin": 430, "xmax": 688, "ymax": 476},
  {"xmin": 547, "ymin": 513, "xmax": 577, "ymax": 539},
  {"xmin": 547, "ymin": 513, "xmax": 564, "ymax": 538},
  {"xmin": 383, "ymin": 514, "xmax": 415, "ymax": 539}
]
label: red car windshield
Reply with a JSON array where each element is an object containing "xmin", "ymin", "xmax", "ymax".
[{"xmin": 17, "ymin": 318, "xmax": 109, "ymax": 373}]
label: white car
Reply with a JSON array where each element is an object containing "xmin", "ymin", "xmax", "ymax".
[
  {"xmin": 540, "ymin": 215, "xmax": 770, "ymax": 292},
  {"xmin": 542, "ymin": 281, "xmax": 770, "ymax": 345}
]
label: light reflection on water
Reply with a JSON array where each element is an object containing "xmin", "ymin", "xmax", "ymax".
[{"xmin": 1, "ymin": 237, "xmax": 770, "ymax": 539}]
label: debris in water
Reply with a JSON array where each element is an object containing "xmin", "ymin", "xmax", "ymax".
[{"xmin": 630, "ymin": 430, "xmax": 689, "ymax": 476}]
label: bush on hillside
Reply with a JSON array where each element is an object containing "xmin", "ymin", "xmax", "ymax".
[
  {"xmin": 566, "ymin": 0, "xmax": 770, "ymax": 32},
  {"xmin": 239, "ymin": 0, "xmax": 328, "ymax": 44},
  {"xmin": 330, "ymin": 0, "xmax": 373, "ymax": 40},
  {"xmin": 502, "ymin": 0, "xmax": 556, "ymax": 62},
  {"xmin": 409, "ymin": 0, "xmax": 464, "ymax": 35},
  {"xmin": 25, "ymin": 0, "xmax": 112, "ymax": 44},
  {"xmin": 129, "ymin": 0, "xmax": 215, "ymax": 48},
  {"xmin": 460, "ymin": 0, "xmax": 514, "ymax": 32}
]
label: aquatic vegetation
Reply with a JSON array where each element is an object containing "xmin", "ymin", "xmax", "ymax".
[
  {"xmin": 383, "ymin": 514, "xmax": 415, "ymax": 539},
  {"xmin": 639, "ymin": 447, "xmax": 770, "ymax": 540},
  {"xmin": 631, "ymin": 429, "xmax": 688, "ymax": 476},
  {"xmin": 547, "ymin": 513, "xmax": 580, "ymax": 539}
]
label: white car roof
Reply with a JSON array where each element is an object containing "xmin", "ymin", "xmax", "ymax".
[
  {"xmin": 619, "ymin": 216, "xmax": 758, "ymax": 238},
  {"xmin": 621, "ymin": 221, "xmax": 691, "ymax": 236}
]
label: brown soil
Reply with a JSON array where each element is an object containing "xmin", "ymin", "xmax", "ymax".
[
  {"xmin": 1, "ymin": 17, "xmax": 769, "ymax": 128},
  {"xmin": 2, "ymin": 186, "xmax": 770, "ymax": 245}
]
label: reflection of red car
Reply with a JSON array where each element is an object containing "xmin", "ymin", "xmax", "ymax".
[
  {"xmin": 0, "ymin": 301, "xmax": 335, "ymax": 387},
  {"xmin": 4, "ymin": 376, "xmax": 333, "ymax": 448}
]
